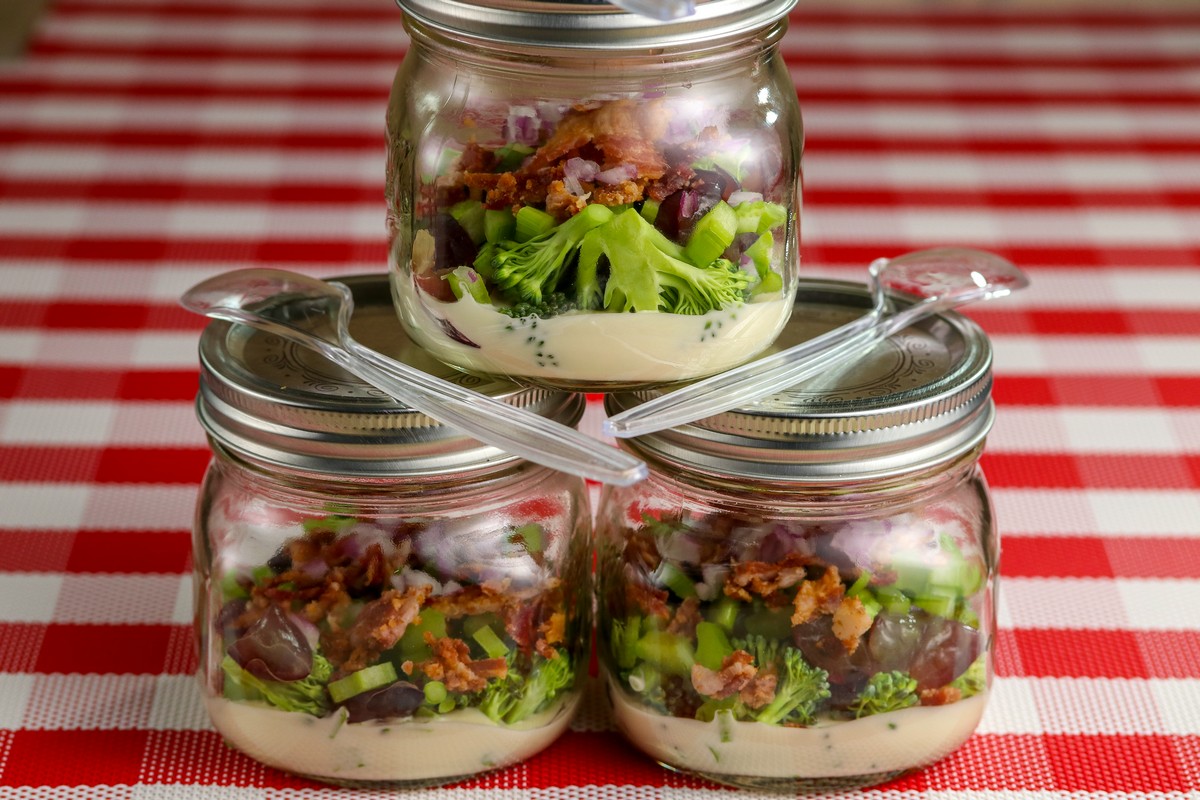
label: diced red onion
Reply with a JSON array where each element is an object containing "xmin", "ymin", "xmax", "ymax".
[
  {"xmin": 399, "ymin": 567, "xmax": 442, "ymax": 595},
  {"xmin": 564, "ymin": 157, "xmax": 600, "ymax": 182},
  {"xmin": 678, "ymin": 189, "xmax": 700, "ymax": 220},
  {"xmin": 298, "ymin": 559, "xmax": 328, "ymax": 580},
  {"xmin": 563, "ymin": 174, "xmax": 585, "ymax": 197},
  {"xmin": 595, "ymin": 163, "xmax": 637, "ymax": 185},
  {"xmin": 660, "ymin": 533, "xmax": 702, "ymax": 565},
  {"xmin": 506, "ymin": 105, "xmax": 541, "ymax": 146},
  {"xmin": 728, "ymin": 190, "xmax": 763, "ymax": 207}
]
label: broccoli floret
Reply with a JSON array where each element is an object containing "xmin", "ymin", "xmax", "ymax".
[
  {"xmin": 949, "ymin": 655, "xmax": 988, "ymax": 698},
  {"xmin": 751, "ymin": 646, "xmax": 830, "ymax": 726},
  {"xmin": 849, "ymin": 670, "xmax": 920, "ymax": 718},
  {"xmin": 732, "ymin": 634, "xmax": 782, "ymax": 672},
  {"xmin": 499, "ymin": 291, "xmax": 577, "ymax": 320},
  {"xmin": 479, "ymin": 651, "xmax": 575, "ymax": 725},
  {"xmin": 221, "ymin": 651, "xmax": 333, "ymax": 717},
  {"xmin": 489, "ymin": 203, "xmax": 614, "ymax": 304},
  {"xmin": 577, "ymin": 209, "xmax": 752, "ymax": 315}
]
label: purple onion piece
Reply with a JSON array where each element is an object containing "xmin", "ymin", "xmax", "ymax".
[
  {"xmin": 227, "ymin": 604, "xmax": 313, "ymax": 682},
  {"xmin": 727, "ymin": 190, "xmax": 763, "ymax": 207},
  {"xmin": 339, "ymin": 680, "xmax": 425, "ymax": 723},
  {"xmin": 694, "ymin": 166, "xmax": 739, "ymax": 200},
  {"xmin": 431, "ymin": 213, "xmax": 478, "ymax": 273},
  {"xmin": 564, "ymin": 157, "xmax": 600, "ymax": 182},
  {"xmin": 595, "ymin": 163, "xmax": 637, "ymax": 185}
]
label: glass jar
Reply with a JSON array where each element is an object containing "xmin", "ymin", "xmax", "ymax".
[
  {"xmin": 595, "ymin": 279, "xmax": 998, "ymax": 791},
  {"xmin": 191, "ymin": 276, "xmax": 592, "ymax": 787},
  {"xmin": 386, "ymin": 0, "xmax": 803, "ymax": 391}
]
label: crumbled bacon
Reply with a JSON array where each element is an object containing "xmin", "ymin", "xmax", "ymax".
[
  {"xmin": 830, "ymin": 595, "xmax": 873, "ymax": 655},
  {"xmin": 725, "ymin": 552, "xmax": 810, "ymax": 602},
  {"xmin": 666, "ymin": 596, "xmax": 702, "ymax": 637},
  {"xmin": 333, "ymin": 586, "xmax": 429, "ymax": 674},
  {"xmin": 419, "ymin": 634, "xmax": 508, "ymax": 693},
  {"xmin": 790, "ymin": 565, "xmax": 846, "ymax": 626},
  {"xmin": 739, "ymin": 670, "xmax": 779, "ymax": 710},
  {"xmin": 592, "ymin": 180, "xmax": 644, "ymax": 207},
  {"xmin": 545, "ymin": 179, "xmax": 588, "ymax": 218},
  {"xmin": 426, "ymin": 581, "xmax": 511, "ymax": 619},
  {"xmin": 920, "ymin": 686, "xmax": 963, "ymax": 706},
  {"xmin": 535, "ymin": 610, "xmax": 566, "ymax": 659},
  {"xmin": 627, "ymin": 580, "xmax": 671, "ymax": 622},
  {"xmin": 691, "ymin": 650, "xmax": 758, "ymax": 700}
]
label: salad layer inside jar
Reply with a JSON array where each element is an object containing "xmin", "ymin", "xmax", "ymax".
[
  {"xmin": 202, "ymin": 494, "xmax": 586, "ymax": 786},
  {"xmin": 596, "ymin": 502, "xmax": 992, "ymax": 786},
  {"xmin": 389, "ymin": 94, "xmax": 798, "ymax": 389}
]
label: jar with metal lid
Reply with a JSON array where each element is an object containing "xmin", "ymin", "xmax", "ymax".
[
  {"xmin": 191, "ymin": 275, "xmax": 591, "ymax": 787},
  {"xmin": 386, "ymin": 0, "xmax": 803, "ymax": 391},
  {"xmin": 594, "ymin": 279, "xmax": 998, "ymax": 791}
]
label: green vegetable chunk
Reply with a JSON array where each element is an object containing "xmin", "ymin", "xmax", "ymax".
[
  {"xmin": 423, "ymin": 680, "xmax": 448, "ymax": 706},
  {"xmin": 480, "ymin": 652, "xmax": 575, "ymax": 725},
  {"xmin": 576, "ymin": 209, "xmax": 751, "ymax": 315},
  {"xmin": 328, "ymin": 662, "xmax": 398, "ymax": 704},
  {"xmin": 484, "ymin": 208, "xmax": 516, "ymax": 243},
  {"xmin": 446, "ymin": 266, "xmax": 491, "ymax": 304},
  {"xmin": 611, "ymin": 615, "xmax": 642, "ymax": 671},
  {"xmin": 635, "ymin": 630, "xmax": 695, "ymax": 677},
  {"xmin": 752, "ymin": 646, "xmax": 830, "ymax": 726},
  {"xmin": 491, "ymin": 203, "xmax": 613, "ymax": 304},
  {"xmin": 449, "ymin": 199, "xmax": 486, "ymax": 244},
  {"xmin": 683, "ymin": 201, "xmax": 737, "ymax": 268},
  {"xmin": 694, "ymin": 621, "xmax": 734, "ymax": 672},
  {"xmin": 514, "ymin": 206, "xmax": 558, "ymax": 242},
  {"xmin": 850, "ymin": 670, "xmax": 920, "ymax": 718},
  {"xmin": 395, "ymin": 608, "xmax": 447, "ymax": 662},
  {"xmin": 471, "ymin": 624, "xmax": 510, "ymax": 659}
]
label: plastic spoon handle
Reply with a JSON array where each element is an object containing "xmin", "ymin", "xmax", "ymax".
[
  {"xmin": 197, "ymin": 304, "xmax": 646, "ymax": 487},
  {"xmin": 604, "ymin": 248, "xmax": 1028, "ymax": 438},
  {"xmin": 341, "ymin": 335, "xmax": 648, "ymax": 485},
  {"xmin": 606, "ymin": 0, "xmax": 695, "ymax": 20}
]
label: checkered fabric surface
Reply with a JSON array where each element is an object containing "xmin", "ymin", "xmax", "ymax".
[{"xmin": 1, "ymin": 0, "xmax": 1199, "ymax": 797}]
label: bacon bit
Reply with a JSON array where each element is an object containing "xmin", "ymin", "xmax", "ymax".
[
  {"xmin": 338, "ymin": 586, "xmax": 429, "ymax": 673},
  {"xmin": 625, "ymin": 528, "xmax": 662, "ymax": 572},
  {"xmin": 419, "ymin": 635, "xmax": 504, "ymax": 693},
  {"xmin": 790, "ymin": 566, "xmax": 846, "ymax": 626},
  {"xmin": 830, "ymin": 595, "xmax": 873, "ymax": 654},
  {"xmin": 725, "ymin": 552, "xmax": 810, "ymax": 602},
  {"xmin": 592, "ymin": 180, "xmax": 644, "ymax": 207},
  {"xmin": 690, "ymin": 650, "xmax": 758, "ymax": 700},
  {"xmin": 535, "ymin": 639, "xmax": 559, "ymax": 660},
  {"xmin": 359, "ymin": 542, "xmax": 389, "ymax": 588},
  {"xmin": 739, "ymin": 670, "xmax": 779, "ymax": 710},
  {"xmin": 666, "ymin": 596, "xmax": 702, "ymax": 637},
  {"xmin": 919, "ymin": 686, "xmax": 963, "ymax": 706},
  {"xmin": 426, "ymin": 582, "xmax": 510, "ymax": 619},
  {"xmin": 627, "ymin": 581, "xmax": 671, "ymax": 622},
  {"xmin": 400, "ymin": 660, "xmax": 414, "ymax": 676},
  {"xmin": 545, "ymin": 179, "xmax": 589, "ymax": 218},
  {"xmin": 538, "ymin": 611, "xmax": 566, "ymax": 646}
]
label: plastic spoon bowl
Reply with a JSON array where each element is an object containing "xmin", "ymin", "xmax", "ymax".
[
  {"xmin": 181, "ymin": 268, "xmax": 647, "ymax": 486},
  {"xmin": 603, "ymin": 247, "xmax": 1029, "ymax": 438}
]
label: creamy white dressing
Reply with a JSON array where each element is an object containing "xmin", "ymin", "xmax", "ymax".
[
  {"xmin": 392, "ymin": 273, "xmax": 791, "ymax": 386},
  {"xmin": 607, "ymin": 678, "xmax": 987, "ymax": 781},
  {"xmin": 206, "ymin": 694, "xmax": 577, "ymax": 784}
]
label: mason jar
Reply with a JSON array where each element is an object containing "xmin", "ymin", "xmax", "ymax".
[
  {"xmin": 595, "ymin": 279, "xmax": 998, "ymax": 791},
  {"xmin": 191, "ymin": 276, "xmax": 592, "ymax": 787},
  {"xmin": 386, "ymin": 0, "xmax": 803, "ymax": 391}
]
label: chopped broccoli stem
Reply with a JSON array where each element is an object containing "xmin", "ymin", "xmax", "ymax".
[
  {"xmin": 654, "ymin": 561, "xmax": 698, "ymax": 599},
  {"xmin": 471, "ymin": 624, "xmax": 510, "ymax": 659},
  {"xmin": 635, "ymin": 630, "xmax": 695, "ymax": 677},
  {"xmin": 484, "ymin": 208, "xmax": 516, "ymax": 243},
  {"xmin": 611, "ymin": 615, "xmax": 642, "ymax": 670},
  {"xmin": 684, "ymin": 201, "xmax": 737, "ymax": 268},
  {"xmin": 449, "ymin": 199, "xmax": 486, "ymax": 244},
  {"xmin": 394, "ymin": 608, "xmax": 447, "ymax": 662},
  {"xmin": 706, "ymin": 597, "xmax": 740, "ymax": 633},
  {"xmin": 695, "ymin": 621, "xmax": 734, "ymax": 671},
  {"xmin": 423, "ymin": 680, "xmax": 448, "ymax": 706},
  {"xmin": 446, "ymin": 266, "xmax": 491, "ymax": 304},
  {"xmin": 514, "ymin": 206, "xmax": 557, "ymax": 241}
]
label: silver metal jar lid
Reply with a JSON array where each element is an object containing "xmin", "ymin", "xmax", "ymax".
[
  {"xmin": 196, "ymin": 274, "xmax": 584, "ymax": 477},
  {"xmin": 394, "ymin": 0, "xmax": 798, "ymax": 51},
  {"xmin": 605, "ymin": 279, "xmax": 995, "ymax": 482}
]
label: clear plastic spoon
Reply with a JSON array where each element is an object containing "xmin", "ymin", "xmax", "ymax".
[
  {"xmin": 603, "ymin": 247, "xmax": 1030, "ymax": 438},
  {"xmin": 607, "ymin": 0, "xmax": 695, "ymax": 20},
  {"xmin": 181, "ymin": 268, "xmax": 647, "ymax": 486}
]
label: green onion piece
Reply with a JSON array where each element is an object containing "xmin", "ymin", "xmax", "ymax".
[
  {"xmin": 684, "ymin": 201, "xmax": 737, "ymax": 267},
  {"xmin": 875, "ymin": 586, "xmax": 912, "ymax": 615},
  {"xmin": 743, "ymin": 231, "xmax": 774, "ymax": 280},
  {"xmin": 914, "ymin": 589, "xmax": 958, "ymax": 619},
  {"xmin": 654, "ymin": 561, "xmax": 698, "ymax": 599},
  {"xmin": 438, "ymin": 697, "xmax": 458, "ymax": 713},
  {"xmin": 471, "ymin": 624, "xmax": 510, "ymax": 659},
  {"xmin": 846, "ymin": 569, "xmax": 873, "ymax": 597},
  {"xmin": 694, "ymin": 621, "xmax": 734, "ymax": 672},
  {"xmin": 328, "ymin": 662, "xmax": 398, "ymax": 704},
  {"xmin": 446, "ymin": 266, "xmax": 491, "ymax": 304},
  {"xmin": 423, "ymin": 680, "xmax": 448, "ymax": 706},
  {"xmin": 514, "ymin": 206, "xmax": 557, "ymax": 242}
]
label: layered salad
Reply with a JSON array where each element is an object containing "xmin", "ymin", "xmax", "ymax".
[
  {"xmin": 202, "ymin": 500, "xmax": 586, "ymax": 784},
  {"xmin": 596, "ymin": 504, "xmax": 992, "ymax": 784},
  {"xmin": 390, "ymin": 96, "xmax": 796, "ymax": 388}
]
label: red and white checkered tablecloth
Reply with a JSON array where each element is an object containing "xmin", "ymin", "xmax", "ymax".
[{"xmin": 1, "ymin": 0, "xmax": 1198, "ymax": 797}]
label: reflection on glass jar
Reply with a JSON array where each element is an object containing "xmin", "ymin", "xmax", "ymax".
[
  {"xmin": 191, "ymin": 276, "xmax": 591, "ymax": 787},
  {"xmin": 386, "ymin": 0, "xmax": 803, "ymax": 390},
  {"xmin": 595, "ymin": 280, "xmax": 999, "ymax": 791}
]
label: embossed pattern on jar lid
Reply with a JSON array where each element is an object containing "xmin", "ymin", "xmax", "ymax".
[
  {"xmin": 605, "ymin": 279, "xmax": 994, "ymax": 481},
  {"xmin": 197, "ymin": 274, "xmax": 583, "ymax": 476},
  {"xmin": 394, "ymin": 0, "xmax": 798, "ymax": 50}
]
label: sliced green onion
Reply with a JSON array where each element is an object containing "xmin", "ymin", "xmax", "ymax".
[
  {"xmin": 484, "ymin": 208, "xmax": 516, "ymax": 243},
  {"xmin": 423, "ymin": 680, "xmax": 447, "ymax": 706}
]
